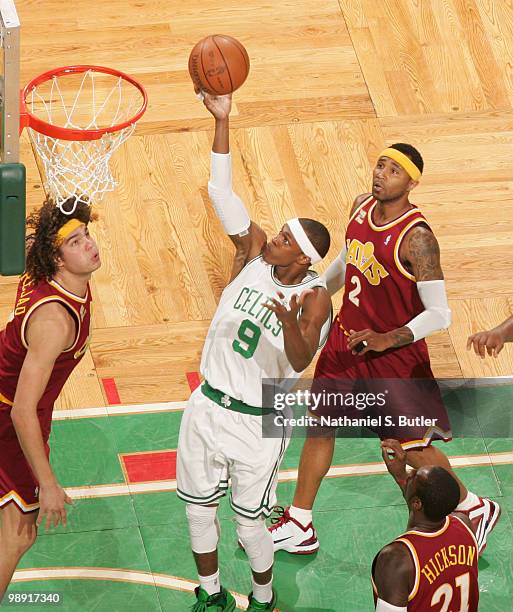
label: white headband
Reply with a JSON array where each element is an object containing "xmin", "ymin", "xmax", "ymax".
[{"xmin": 286, "ymin": 218, "xmax": 322, "ymax": 264}]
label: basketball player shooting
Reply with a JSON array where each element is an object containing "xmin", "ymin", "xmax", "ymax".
[
  {"xmin": 176, "ymin": 91, "xmax": 332, "ymax": 612},
  {"xmin": 0, "ymin": 198, "xmax": 100, "ymax": 598}
]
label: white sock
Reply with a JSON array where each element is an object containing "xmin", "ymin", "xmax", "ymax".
[
  {"xmin": 456, "ymin": 491, "xmax": 480, "ymax": 512},
  {"xmin": 289, "ymin": 505, "xmax": 312, "ymax": 527},
  {"xmin": 199, "ymin": 570, "xmax": 220, "ymax": 596},
  {"xmin": 252, "ymin": 576, "xmax": 273, "ymax": 604}
]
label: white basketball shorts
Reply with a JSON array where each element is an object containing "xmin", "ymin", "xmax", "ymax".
[{"xmin": 176, "ymin": 386, "xmax": 288, "ymax": 518}]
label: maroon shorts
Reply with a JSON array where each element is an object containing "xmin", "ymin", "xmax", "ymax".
[
  {"xmin": 0, "ymin": 402, "xmax": 48, "ymax": 513},
  {"xmin": 311, "ymin": 320, "xmax": 452, "ymax": 449}
]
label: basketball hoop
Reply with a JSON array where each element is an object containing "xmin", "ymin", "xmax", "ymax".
[{"xmin": 20, "ymin": 65, "xmax": 148, "ymax": 213}]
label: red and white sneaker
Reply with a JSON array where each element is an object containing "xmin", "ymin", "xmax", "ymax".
[
  {"xmin": 268, "ymin": 506, "xmax": 319, "ymax": 554},
  {"xmin": 464, "ymin": 497, "xmax": 501, "ymax": 555}
]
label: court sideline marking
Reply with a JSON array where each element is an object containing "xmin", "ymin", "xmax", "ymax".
[{"xmin": 52, "ymin": 400, "xmax": 513, "ymax": 498}]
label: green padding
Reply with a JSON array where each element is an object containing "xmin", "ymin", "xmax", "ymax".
[{"xmin": 0, "ymin": 163, "xmax": 26, "ymax": 276}]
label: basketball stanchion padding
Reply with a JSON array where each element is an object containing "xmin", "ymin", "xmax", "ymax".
[{"xmin": 0, "ymin": 163, "xmax": 26, "ymax": 275}]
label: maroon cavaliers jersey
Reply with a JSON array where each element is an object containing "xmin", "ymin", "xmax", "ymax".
[
  {"xmin": 372, "ymin": 515, "xmax": 479, "ymax": 611},
  {"xmin": 340, "ymin": 195, "xmax": 429, "ymax": 334},
  {"xmin": 0, "ymin": 273, "xmax": 92, "ymax": 440}
]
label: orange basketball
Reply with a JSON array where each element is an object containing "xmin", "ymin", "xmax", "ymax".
[{"xmin": 188, "ymin": 34, "xmax": 250, "ymax": 95}]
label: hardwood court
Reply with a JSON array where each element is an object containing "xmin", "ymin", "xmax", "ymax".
[
  {"xmin": 2, "ymin": 1, "xmax": 513, "ymax": 610},
  {"xmin": 2, "ymin": 0, "xmax": 512, "ymax": 409}
]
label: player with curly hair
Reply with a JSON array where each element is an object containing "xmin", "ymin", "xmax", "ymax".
[{"xmin": 0, "ymin": 197, "xmax": 100, "ymax": 598}]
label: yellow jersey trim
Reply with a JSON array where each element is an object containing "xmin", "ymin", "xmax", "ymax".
[
  {"xmin": 367, "ymin": 202, "xmax": 420, "ymax": 232},
  {"xmin": 393, "ymin": 218, "xmax": 427, "ymax": 281},
  {"xmin": 20, "ymin": 296, "xmax": 81, "ymax": 353},
  {"xmin": 0, "ymin": 490, "xmax": 39, "ymax": 512},
  {"xmin": 404, "ymin": 516, "xmax": 450, "ymax": 539},
  {"xmin": 48, "ymin": 279, "xmax": 88, "ymax": 303},
  {"xmin": 395, "ymin": 538, "xmax": 421, "ymax": 601},
  {"xmin": 348, "ymin": 194, "xmax": 374, "ymax": 225},
  {"xmin": 0, "ymin": 390, "xmax": 13, "ymax": 406},
  {"xmin": 452, "ymin": 515, "xmax": 479, "ymax": 552},
  {"xmin": 400, "ymin": 425, "xmax": 452, "ymax": 450}
]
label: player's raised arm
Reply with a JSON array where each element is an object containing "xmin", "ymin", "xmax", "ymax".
[
  {"xmin": 202, "ymin": 92, "xmax": 267, "ymax": 281},
  {"xmin": 10, "ymin": 303, "xmax": 75, "ymax": 530}
]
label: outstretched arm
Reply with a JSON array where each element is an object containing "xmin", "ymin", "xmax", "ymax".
[
  {"xmin": 203, "ymin": 93, "xmax": 267, "ymax": 281},
  {"xmin": 467, "ymin": 314, "xmax": 513, "ymax": 358}
]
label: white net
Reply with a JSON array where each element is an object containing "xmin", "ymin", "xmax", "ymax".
[{"xmin": 26, "ymin": 69, "xmax": 145, "ymax": 213}]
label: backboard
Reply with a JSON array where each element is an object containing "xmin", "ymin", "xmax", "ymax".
[{"xmin": 0, "ymin": 0, "xmax": 25, "ymax": 276}]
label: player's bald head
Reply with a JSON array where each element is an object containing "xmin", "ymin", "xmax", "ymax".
[{"xmin": 411, "ymin": 466, "xmax": 460, "ymax": 522}]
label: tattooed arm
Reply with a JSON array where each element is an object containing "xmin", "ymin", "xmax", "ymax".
[
  {"xmin": 347, "ymin": 226, "xmax": 450, "ymax": 354},
  {"xmin": 385, "ymin": 226, "xmax": 445, "ymax": 348},
  {"xmin": 401, "ymin": 225, "xmax": 444, "ymax": 282}
]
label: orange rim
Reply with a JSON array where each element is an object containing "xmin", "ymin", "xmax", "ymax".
[{"xmin": 20, "ymin": 64, "xmax": 148, "ymax": 141}]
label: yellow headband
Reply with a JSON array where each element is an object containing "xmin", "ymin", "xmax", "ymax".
[
  {"xmin": 379, "ymin": 147, "xmax": 422, "ymax": 181},
  {"xmin": 56, "ymin": 219, "xmax": 83, "ymax": 245}
]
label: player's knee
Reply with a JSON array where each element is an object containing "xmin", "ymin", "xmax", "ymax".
[
  {"xmin": 185, "ymin": 503, "xmax": 220, "ymax": 554},
  {"xmin": 3, "ymin": 523, "xmax": 37, "ymax": 557},
  {"xmin": 235, "ymin": 515, "xmax": 273, "ymax": 573}
]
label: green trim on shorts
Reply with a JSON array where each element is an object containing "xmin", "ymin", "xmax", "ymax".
[{"xmin": 176, "ymin": 488, "xmax": 226, "ymax": 505}]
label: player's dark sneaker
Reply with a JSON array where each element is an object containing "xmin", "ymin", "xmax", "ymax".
[
  {"xmin": 268, "ymin": 506, "xmax": 319, "ymax": 554},
  {"xmin": 466, "ymin": 497, "xmax": 501, "ymax": 554},
  {"xmin": 246, "ymin": 588, "xmax": 277, "ymax": 611},
  {"xmin": 191, "ymin": 586, "xmax": 236, "ymax": 611}
]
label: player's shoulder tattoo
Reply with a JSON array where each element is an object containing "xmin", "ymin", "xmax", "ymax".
[{"xmin": 404, "ymin": 225, "xmax": 443, "ymax": 281}]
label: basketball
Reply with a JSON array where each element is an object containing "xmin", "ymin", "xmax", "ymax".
[{"xmin": 188, "ymin": 35, "xmax": 250, "ymax": 95}]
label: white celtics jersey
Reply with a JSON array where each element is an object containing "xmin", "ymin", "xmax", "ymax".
[{"xmin": 201, "ymin": 256, "xmax": 332, "ymax": 407}]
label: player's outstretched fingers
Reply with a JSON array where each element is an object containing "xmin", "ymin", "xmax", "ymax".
[
  {"xmin": 477, "ymin": 337, "xmax": 487, "ymax": 359},
  {"xmin": 466, "ymin": 334, "xmax": 475, "ymax": 351},
  {"xmin": 493, "ymin": 341, "xmax": 504, "ymax": 357}
]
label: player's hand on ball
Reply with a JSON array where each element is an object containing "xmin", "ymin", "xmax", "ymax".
[
  {"xmin": 381, "ymin": 439, "xmax": 408, "ymax": 481},
  {"xmin": 201, "ymin": 92, "xmax": 232, "ymax": 120},
  {"xmin": 348, "ymin": 329, "xmax": 390, "ymax": 355},
  {"xmin": 37, "ymin": 482, "xmax": 73, "ymax": 531},
  {"xmin": 466, "ymin": 328, "xmax": 505, "ymax": 358}
]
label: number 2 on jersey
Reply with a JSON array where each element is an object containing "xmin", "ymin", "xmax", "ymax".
[
  {"xmin": 348, "ymin": 275, "xmax": 361, "ymax": 307},
  {"xmin": 232, "ymin": 319, "xmax": 261, "ymax": 359}
]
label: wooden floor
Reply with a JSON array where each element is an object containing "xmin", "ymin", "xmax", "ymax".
[{"xmin": 1, "ymin": 0, "xmax": 512, "ymax": 409}]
